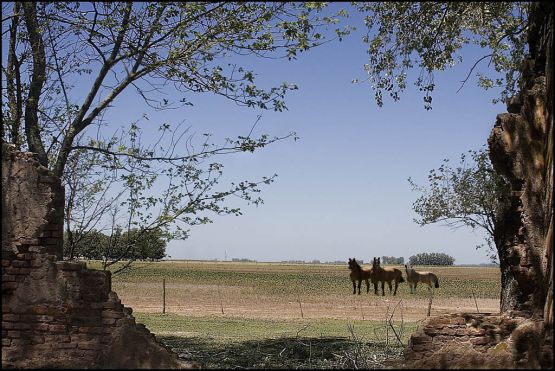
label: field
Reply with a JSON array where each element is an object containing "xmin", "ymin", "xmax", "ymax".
[{"xmin": 89, "ymin": 260, "xmax": 501, "ymax": 368}]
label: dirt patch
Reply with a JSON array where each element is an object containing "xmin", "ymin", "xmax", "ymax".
[{"xmin": 114, "ymin": 282, "xmax": 499, "ymax": 322}]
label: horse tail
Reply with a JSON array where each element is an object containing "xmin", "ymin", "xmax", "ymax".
[{"xmin": 435, "ymin": 277, "xmax": 439, "ymax": 288}]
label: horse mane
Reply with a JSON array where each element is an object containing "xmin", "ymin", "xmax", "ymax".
[{"xmin": 350, "ymin": 258, "xmax": 362, "ymax": 271}]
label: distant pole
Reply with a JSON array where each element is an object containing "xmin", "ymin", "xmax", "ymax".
[{"xmin": 162, "ymin": 278, "xmax": 166, "ymax": 314}]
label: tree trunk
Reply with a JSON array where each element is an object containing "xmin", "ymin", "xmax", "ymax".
[{"xmin": 488, "ymin": 2, "xmax": 553, "ymax": 321}]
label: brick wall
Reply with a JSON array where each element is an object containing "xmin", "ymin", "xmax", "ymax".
[
  {"xmin": 2, "ymin": 144, "xmax": 192, "ymax": 368},
  {"xmin": 404, "ymin": 312, "xmax": 552, "ymax": 369}
]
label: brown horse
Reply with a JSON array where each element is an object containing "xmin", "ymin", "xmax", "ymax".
[
  {"xmin": 405, "ymin": 264, "xmax": 439, "ymax": 294},
  {"xmin": 371, "ymin": 257, "xmax": 405, "ymax": 296},
  {"xmin": 348, "ymin": 258, "xmax": 372, "ymax": 295}
]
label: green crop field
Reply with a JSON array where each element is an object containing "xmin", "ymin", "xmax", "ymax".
[{"xmin": 84, "ymin": 260, "xmax": 501, "ymax": 368}]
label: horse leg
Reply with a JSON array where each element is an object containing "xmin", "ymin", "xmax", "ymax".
[
  {"xmin": 357, "ymin": 280, "xmax": 361, "ymax": 295},
  {"xmin": 414, "ymin": 281, "xmax": 418, "ymax": 293},
  {"xmin": 381, "ymin": 281, "xmax": 385, "ymax": 296},
  {"xmin": 352, "ymin": 280, "xmax": 356, "ymax": 295},
  {"xmin": 365, "ymin": 279, "xmax": 370, "ymax": 294},
  {"xmin": 387, "ymin": 281, "xmax": 392, "ymax": 295},
  {"xmin": 373, "ymin": 281, "xmax": 378, "ymax": 295},
  {"xmin": 393, "ymin": 280, "xmax": 398, "ymax": 295}
]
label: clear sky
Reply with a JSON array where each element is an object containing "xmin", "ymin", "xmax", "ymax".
[
  {"xmin": 150, "ymin": 5, "xmax": 505, "ymax": 265},
  {"xmin": 4, "ymin": 3, "xmax": 506, "ymax": 265}
]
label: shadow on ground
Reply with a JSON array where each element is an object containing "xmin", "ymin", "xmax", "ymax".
[{"xmin": 158, "ymin": 335, "xmax": 406, "ymax": 369}]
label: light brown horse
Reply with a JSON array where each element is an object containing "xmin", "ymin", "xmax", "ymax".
[
  {"xmin": 348, "ymin": 258, "xmax": 372, "ymax": 295},
  {"xmin": 371, "ymin": 257, "xmax": 405, "ymax": 296},
  {"xmin": 405, "ymin": 264, "xmax": 439, "ymax": 294}
]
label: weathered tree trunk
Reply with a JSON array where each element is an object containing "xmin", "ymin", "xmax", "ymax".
[{"xmin": 488, "ymin": 1, "xmax": 553, "ymax": 321}]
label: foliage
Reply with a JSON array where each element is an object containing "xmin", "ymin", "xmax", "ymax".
[
  {"xmin": 408, "ymin": 147, "xmax": 511, "ymax": 263},
  {"xmin": 381, "ymin": 256, "xmax": 404, "ymax": 265},
  {"xmin": 408, "ymin": 252, "xmax": 455, "ymax": 266},
  {"xmin": 1, "ymin": 2, "xmax": 351, "ymax": 272},
  {"xmin": 64, "ymin": 228, "xmax": 166, "ymax": 264},
  {"xmin": 356, "ymin": 2, "xmax": 529, "ymax": 109}
]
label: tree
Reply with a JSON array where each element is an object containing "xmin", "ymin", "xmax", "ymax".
[
  {"xmin": 381, "ymin": 256, "xmax": 404, "ymax": 265},
  {"xmin": 64, "ymin": 228, "xmax": 166, "ymax": 268},
  {"xmin": 356, "ymin": 1, "xmax": 552, "ymax": 330},
  {"xmin": 409, "ymin": 252, "xmax": 455, "ymax": 266},
  {"xmin": 408, "ymin": 147, "xmax": 511, "ymax": 263},
  {"xmin": 2, "ymin": 2, "xmax": 350, "ymax": 272},
  {"xmin": 355, "ymin": 2, "xmax": 529, "ymax": 109}
]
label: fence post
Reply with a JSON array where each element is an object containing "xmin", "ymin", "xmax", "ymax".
[{"xmin": 163, "ymin": 278, "xmax": 166, "ymax": 314}]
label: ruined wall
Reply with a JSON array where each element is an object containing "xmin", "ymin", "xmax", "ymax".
[
  {"xmin": 1, "ymin": 144, "xmax": 192, "ymax": 368},
  {"xmin": 488, "ymin": 0, "xmax": 553, "ymax": 320},
  {"xmin": 405, "ymin": 312, "xmax": 552, "ymax": 369},
  {"xmin": 405, "ymin": 2, "xmax": 553, "ymax": 368}
]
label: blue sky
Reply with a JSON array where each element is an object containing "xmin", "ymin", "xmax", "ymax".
[
  {"xmin": 3, "ymin": 3, "xmax": 506, "ymax": 264},
  {"xmin": 150, "ymin": 6, "xmax": 506, "ymax": 265}
]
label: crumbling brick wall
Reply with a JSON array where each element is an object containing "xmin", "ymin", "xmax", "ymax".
[
  {"xmin": 405, "ymin": 312, "xmax": 552, "ymax": 369},
  {"xmin": 2, "ymin": 144, "xmax": 192, "ymax": 368}
]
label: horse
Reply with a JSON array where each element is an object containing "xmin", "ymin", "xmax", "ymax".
[
  {"xmin": 370, "ymin": 257, "xmax": 405, "ymax": 296},
  {"xmin": 348, "ymin": 257, "xmax": 372, "ymax": 295},
  {"xmin": 404, "ymin": 264, "xmax": 439, "ymax": 294}
]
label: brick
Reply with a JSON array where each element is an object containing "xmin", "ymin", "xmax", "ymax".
[
  {"xmin": 31, "ymin": 323, "xmax": 50, "ymax": 332},
  {"xmin": 3, "ymin": 281, "xmax": 18, "ymax": 290},
  {"xmin": 101, "ymin": 318, "xmax": 116, "ymax": 325},
  {"xmin": 9, "ymin": 338, "xmax": 30, "ymax": 347},
  {"xmin": 18, "ymin": 268, "xmax": 31, "ymax": 274},
  {"xmin": 31, "ymin": 336, "xmax": 45, "ymax": 344},
  {"xmin": 466, "ymin": 327, "xmax": 486, "ymax": 336},
  {"xmin": 30, "ymin": 260, "xmax": 45, "ymax": 268},
  {"xmin": 2, "ymin": 314, "xmax": 19, "ymax": 321},
  {"xmin": 2, "ymin": 338, "xmax": 11, "ymax": 346},
  {"xmin": 101, "ymin": 310, "xmax": 124, "ymax": 319},
  {"xmin": 77, "ymin": 341, "xmax": 99, "ymax": 350},
  {"xmin": 55, "ymin": 342, "xmax": 77, "ymax": 349},
  {"xmin": 14, "ymin": 322, "xmax": 32, "ymax": 330},
  {"xmin": 7, "ymin": 331, "xmax": 21, "ymax": 338},
  {"xmin": 11, "ymin": 260, "xmax": 29, "ymax": 268},
  {"xmin": 31, "ymin": 306, "xmax": 51, "ymax": 315},
  {"xmin": 78, "ymin": 327, "xmax": 103, "ymax": 335},
  {"xmin": 49, "ymin": 324, "xmax": 68, "ymax": 333},
  {"xmin": 470, "ymin": 337, "xmax": 491, "ymax": 346},
  {"xmin": 2, "ymin": 275, "xmax": 16, "ymax": 282},
  {"xmin": 3, "ymin": 268, "xmax": 20, "ymax": 275},
  {"xmin": 410, "ymin": 333, "xmax": 432, "ymax": 344},
  {"xmin": 2, "ymin": 321, "xmax": 15, "ymax": 330},
  {"xmin": 56, "ymin": 335, "xmax": 71, "ymax": 343},
  {"xmin": 72, "ymin": 333, "xmax": 93, "ymax": 342},
  {"xmin": 2, "ymin": 259, "xmax": 11, "ymax": 267}
]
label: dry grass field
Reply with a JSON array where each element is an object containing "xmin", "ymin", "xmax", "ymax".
[
  {"xmin": 86, "ymin": 260, "xmax": 501, "ymax": 368},
  {"xmin": 98, "ymin": 260, "xmax": 501, "ymax": 321}
]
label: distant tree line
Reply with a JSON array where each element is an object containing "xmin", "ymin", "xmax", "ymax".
[
  {"xmin": 381, "ymin": 256, "xmax": 405, "ymax": 265},
  {"xmin": 63, "ymin": 228, "xmax": 166, "ymax": 264},
  {"xmin": 231, "ymin": 258, "xmax": 257, "ymax": 263},
  {"xmin": 409, "ymin": 252, "xmax": 455, "ymax": 266}
]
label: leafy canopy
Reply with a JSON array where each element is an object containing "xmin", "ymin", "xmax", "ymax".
[{"xmin": 356, "ymin": 2, "xmax": 529, "ymax": 109}]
